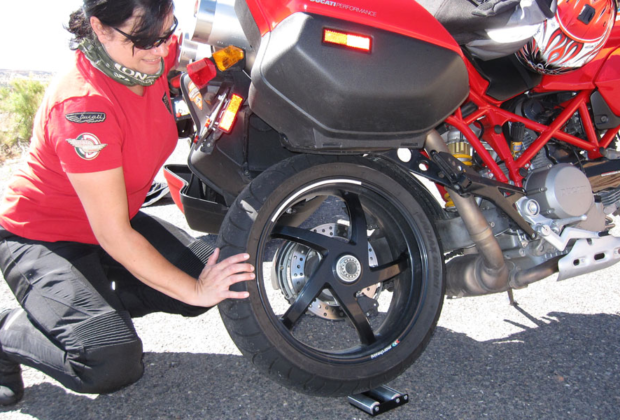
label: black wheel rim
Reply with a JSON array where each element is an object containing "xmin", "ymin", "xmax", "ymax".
[{"xmin": 255, "ymin": 177, "xmax": 431, "ymax": 364}]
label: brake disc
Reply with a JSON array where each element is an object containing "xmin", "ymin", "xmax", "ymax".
[{"xmin": 271, "ymin": 222, "xmax": 380, "ymax": 320}]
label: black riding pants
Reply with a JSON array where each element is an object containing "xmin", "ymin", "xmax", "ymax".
[{"xmin": 0, "ymin": 212, "xmax": 213, "ymax": 394}]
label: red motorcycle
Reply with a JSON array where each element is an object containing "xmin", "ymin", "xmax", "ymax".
[{"xmin": 164, "ymin": 0, "xmax": 620, "ymax": 396}]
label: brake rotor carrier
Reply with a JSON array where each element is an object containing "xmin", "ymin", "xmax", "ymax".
[{"xmin": 272, "ymin": 222, "xmax": 380, "ymax": 320}]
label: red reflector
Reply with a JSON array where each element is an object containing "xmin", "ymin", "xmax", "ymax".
[
  {"xmin": 323, "ymin": 29, "xmax": 371, "ymax": 52},
  {"xmin": 163, "ymin": 167, "xmax": 186, "ymax": 213},
  {"xmin": 170, "ymin": 74, "xmax": 181, "ymax": 89},
  {"xmin": 218, "ymin": 94, "xmax": 244, "ymax": 133},
  {"xmin": 187, "ymin": 58, "xmax": 217, "ymax": 88}
]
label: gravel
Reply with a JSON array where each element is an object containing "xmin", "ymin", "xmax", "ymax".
[{"xmin": 0, "ymin": 141, "xmax": 618, "ymax": 419}]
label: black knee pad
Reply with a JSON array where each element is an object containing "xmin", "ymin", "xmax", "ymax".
[
  {"xmin": 69, "ymin": 311, "xmax": 144, "ymax": 394},
  {"xmin": 78, "ymin": 339, "xmax": 145, "ymax": 394}
]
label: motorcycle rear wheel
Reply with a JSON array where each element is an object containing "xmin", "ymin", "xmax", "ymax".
[{"xmin": 217, "ymin": 155, "xmax": 445, "ymax": 396}]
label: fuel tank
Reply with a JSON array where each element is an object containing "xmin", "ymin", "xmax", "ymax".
[{"xmin": 236, "ymin": 1, "xmax": 469, "ymax": 152}]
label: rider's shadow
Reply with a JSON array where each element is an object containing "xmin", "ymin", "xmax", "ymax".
[{"xmin": 3, "ymin": 310, "xmax": 620, "ymax": 420}]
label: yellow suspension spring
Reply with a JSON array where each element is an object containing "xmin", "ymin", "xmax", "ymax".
[{"xmin": 443, "ymin": 146, "xmax": 473, "ymax": 208}]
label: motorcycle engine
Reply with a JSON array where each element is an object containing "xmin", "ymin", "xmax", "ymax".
[
  {"xmin": 515, "ymin": 95, "xmax": 607, "ymax": 232},
  {"xmin": 524, "ymin": 164, "xmax": 592, "ymax": 219}
]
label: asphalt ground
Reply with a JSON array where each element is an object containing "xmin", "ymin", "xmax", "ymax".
[{"xmin": 0, "ymin": 141, "xmax": 619, "ymax": 419}]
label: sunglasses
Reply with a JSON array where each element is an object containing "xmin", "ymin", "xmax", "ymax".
[{"xmin": 113, "ymin": 16, "xmax": 178, "ymax": 50}]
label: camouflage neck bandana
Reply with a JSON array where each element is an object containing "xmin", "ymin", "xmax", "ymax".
[{"xmin": 77, "ymin": 37, "xmax": 163, "ymax": 87}]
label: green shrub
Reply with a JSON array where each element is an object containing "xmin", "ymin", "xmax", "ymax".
[{"xmin": 0, "ymin": 78, "xmax": 48, "ymax": 148}]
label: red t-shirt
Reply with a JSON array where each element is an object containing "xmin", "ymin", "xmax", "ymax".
[{"xmin": 0, "ymin": 49, "xmax": 178, "ymax": 244}]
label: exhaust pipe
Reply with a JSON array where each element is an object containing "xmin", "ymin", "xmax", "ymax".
[
  {"xmin": 424, "ymin": 130, "xmax": 510, "ymax": 297},
  {"xmin": 190, "ymin": 0, "xmax": 250, "ymax": 50},
  {"xmin": 510, "ymin": 258, "xmax": 559, "ymax": 289}
]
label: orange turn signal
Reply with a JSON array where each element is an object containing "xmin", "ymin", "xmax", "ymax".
[
  {"xmin": 212, "ymin": 46, "xmax": 245, "ymax": 71},
  {"xmin": 218, "ymin": 94, "xmax": 244, "ymax": 133},
  {"xmin": 323, "ymin": 29, "xmax": 372, "ymax": 52}
]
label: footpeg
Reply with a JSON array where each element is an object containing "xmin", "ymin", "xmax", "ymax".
[{"xmin": 348, "ymin": 385, "xmax": 409, "ymax": 416}]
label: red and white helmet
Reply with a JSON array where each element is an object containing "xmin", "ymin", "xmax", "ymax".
[{"xmin": 517, "ymin": 0, "xmax": 616, "ymax": 75}]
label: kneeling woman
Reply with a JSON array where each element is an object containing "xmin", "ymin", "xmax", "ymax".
[{"xmin": 0, "ymin": 0, "xmax": 254, "ymax": 405}]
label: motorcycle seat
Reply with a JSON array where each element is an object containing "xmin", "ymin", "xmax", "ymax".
[{"xmin": 417, "ymin": 0, "xmax": 517, "ymax": 45}]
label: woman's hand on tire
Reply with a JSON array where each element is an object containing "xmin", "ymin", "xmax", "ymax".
[{"xmin": 195, "ymin": 248, "xmax": 254, "ymax": 307}]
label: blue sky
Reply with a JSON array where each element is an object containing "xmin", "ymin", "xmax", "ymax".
[{"xmin": 0, "ymin": 0, "xmax": 193, "ymax": 73}]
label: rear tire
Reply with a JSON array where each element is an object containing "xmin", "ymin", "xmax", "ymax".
[{"xmin": 217, "ymin": 154, "xmax": 445, "ymax": 396}]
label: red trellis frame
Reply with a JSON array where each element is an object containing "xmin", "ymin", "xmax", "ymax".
[
  {"xmin": 445, "ymin": 89, "xmax": 620, "ymax": 188},
  {"xmin": 443, "ymin": 24, "xmax": 620, "ymax": 189}
]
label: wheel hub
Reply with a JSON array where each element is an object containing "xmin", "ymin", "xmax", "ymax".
[
  {"xmin": 336, "ymin": 255, "xmax": 361, "ymax": 283},
  {"xmin": 272, "ymin": 222, "xmax": 379, "ymax": 320}
]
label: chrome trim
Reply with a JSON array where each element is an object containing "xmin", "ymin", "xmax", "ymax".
[
  {"xmin": 192, "ymin": 0, "xmax": 217, "ymax": 43},
  {"xmin": 190, "ymin": 0, "xmax": 250, "ymax": 50},
  {"xmin": 175, "ymin": 33, "xmax": 200, "ymax": 71}
]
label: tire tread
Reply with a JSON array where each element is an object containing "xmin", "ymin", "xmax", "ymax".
[{"xmin": 217, "ymin": 154, "xmax": 445, "ymax": 397}]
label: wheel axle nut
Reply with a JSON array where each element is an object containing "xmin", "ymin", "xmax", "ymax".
[{"xmin": 336, "ymin": 255, "xmax": 362, "ymax": 283}]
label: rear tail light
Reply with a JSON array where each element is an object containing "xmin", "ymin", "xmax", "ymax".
[
  {"xmin": 323, "ymin": 29, "xmax": 372, "ymax": 52},
  {"xmin": 218, "ymin": 94, "xmax": 244, "ymax": 133},
  {"xmin": 187, "ymin": 58, "xmax": 217, "ymax": 88}
]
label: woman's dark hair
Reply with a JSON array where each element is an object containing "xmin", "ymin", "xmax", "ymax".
[{"xmin": 67, "ymin": 0, "xmax": 174, "ymax": 50}]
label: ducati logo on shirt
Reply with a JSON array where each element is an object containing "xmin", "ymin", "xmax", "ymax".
[
  {"xmin": 162, "ymin": 93, "xmax": 172, "ymax": 114},
  {"xmin": 65, "ymin": 112, "xmax": 107, "ymax": 124},
  {"xmin": 66, "ymin": 133, "xmax": 107, "ymax": 160}
]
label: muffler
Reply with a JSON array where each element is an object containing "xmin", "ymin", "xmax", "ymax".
[
  {"xmin": 190, "ymin": 0, "xmax": 250, "ymax": 50},
  {"xmin": 424, "ymin": 130, "xmax": 510, "ymax": 297}
]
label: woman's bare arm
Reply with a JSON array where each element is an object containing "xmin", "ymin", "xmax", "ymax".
[{"xmin": 67, "ymin": 168, "xmax": 254, "ymax": 307}]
